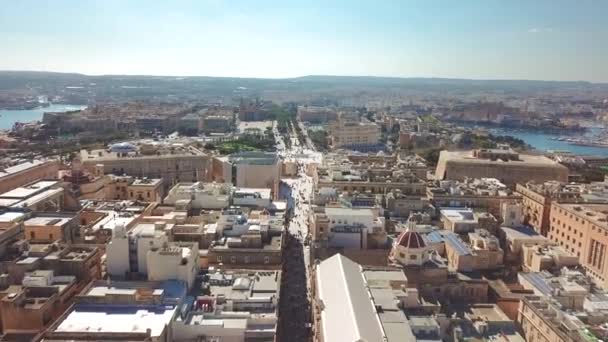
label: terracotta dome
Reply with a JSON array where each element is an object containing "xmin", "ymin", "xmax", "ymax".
[{"xmin": 396, "ymin": 231, "xmax": 426, "ymax": 249}]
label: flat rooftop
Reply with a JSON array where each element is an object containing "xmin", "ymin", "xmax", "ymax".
[
  {"xmin": 325, "ymin": 207, "xmax": 374, "ymax": 217},
  {"xmin": 555, "ymin": 203, "xmax": 608, "ymax": 230},
  {"xmin": 0, "ymin": 180, "xmax": 59, "ymax": 199},
  {"xmin": 55, "ymin": 304, "xmax": 177, "ymax": 337},
  {"xmin": 468, "ymin": 304, "xmax": 512, "ymax": 322},
  {"xmin": 0, "ymin": 211, "xmax": 26, "ymax": 223},
  {"xmin": 440, "ymin": 150, "xmax": 560, "ymax": 166},
  {"xmin": 234, "ymin": 188, "xmax": 272, "ymax": 198},
  {"xmin": 24, "ymin": 216, "xmax": 72, "ymax": 227},
  {"xmin": 440, "ymin": 208, "xmax": 476, "ymax": 222},
  {"xmin": 90, "ymin": 211, "xmax": 137, "ymax": 233},
  {"xmin": 0, "ymin": 159, "xmax": 51, "ymax": 180},
  {"xmin": 131, "ymin": 178, "xmax": 162, "ymax": 186}
]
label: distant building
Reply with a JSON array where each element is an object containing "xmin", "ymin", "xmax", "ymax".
[
  {"xmin": 81, "ymin": 144, "xmax": 212, "ymax": 187},
  {"xmin": 201, "ymin": 115, "xmax": 232, "ymax": 133},
  {"xmin": 328, "ymin": 115, "xmax": 381, "ymax": 151},
  {"xmin": 435, "ymin": 148, "xmax": 568, "ymax": 187},
  {"xmin": 297, "ymin": 105, "xmax": 338, "ymax": 123},
  {"xmin": 238, "ymin": 99, "xmax": 273, "ymax": 121}
]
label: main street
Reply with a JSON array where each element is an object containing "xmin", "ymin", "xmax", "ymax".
[{"xmin": 276, "ymin": 119, "xmax": 318, "ymax": 342}]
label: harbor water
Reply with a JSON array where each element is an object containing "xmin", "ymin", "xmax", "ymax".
[
  {"xmin": 0, "ymin": 104, "xmax": 86, "ymax": 130},
  {"xmin": 488, "ymin": 127, "xmax": 608, "ymax": 157}
]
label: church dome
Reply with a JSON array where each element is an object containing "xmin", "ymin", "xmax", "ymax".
[{"xmin": 396, "ymin": 230, "xmax": 426, "ymax": 249}]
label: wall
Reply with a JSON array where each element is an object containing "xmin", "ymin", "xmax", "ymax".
[
  {"xmin": 0, "ymin": 160, "xmax": 59, "ymax": 194},
  {"xmin": 106, "ymin": 237, "xmax": 130, "ymax": 276}
]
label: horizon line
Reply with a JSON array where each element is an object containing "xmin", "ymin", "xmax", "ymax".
[{"xmin": 0, "ymin": 69, "xmax": 606, "ymax": 85}]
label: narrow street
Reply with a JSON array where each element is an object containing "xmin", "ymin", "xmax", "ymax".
[{"xmin": 277, "ymin": 119, "xmax": 316, "ymax": 342}]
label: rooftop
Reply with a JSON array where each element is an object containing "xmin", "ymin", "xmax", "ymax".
[
  {"xmin": 24, "ymin": 215, "xmax": 72, "ymax": 227},
  {"xmin": 0, "ymin": 159, "xmax": 53, "ymax": 180},
  {"xmin": 0, "ymin": 180, "xmax": 59, "ymax": 200},
  {"xmin": 440, "ymin": 207, "xmax": 477, "ymax": 222},
  {"xmin": 439, "ymin": 150, "xmax": 562, "ymax": 166},
  {"xmin": 54, "ymin": 304, "xmax": 177, "ymax": 337}
]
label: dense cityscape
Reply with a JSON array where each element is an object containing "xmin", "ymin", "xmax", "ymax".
[
  {"xmin": 0, "ymin": 73, "xmax": 606, "ymax": 342},
  {"xmin": 1, "ymin": 1, "xmax": 608, "ymax": 341}
]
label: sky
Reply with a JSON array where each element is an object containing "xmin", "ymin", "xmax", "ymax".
[{"xmin": 0, "ymin": 0, "xmax": 607, "ymax": 82}]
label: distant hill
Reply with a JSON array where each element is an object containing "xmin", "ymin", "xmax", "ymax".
[{"xmin": 0, "ymin": 70, "xmax": 606, "ymax": 106}]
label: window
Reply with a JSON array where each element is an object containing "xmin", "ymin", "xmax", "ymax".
[
  {"xmin": 409, "ymin": 255, "xmax": 417, "ymax": 260},
  {"xmin": 399, "ymin": 253, "xmax": 405, "ymax": 258},
  {"xmin": 49, "ymin": 233, "xmax": 54, "ymax": 240},
  {"xmin": 217, "ymin": 256, "xmax": 223, "ymax": 263},
  {"xmin": 264, "ymin": 256, "xmax": 270, "ymax": 264},
  {"xmin": 30, "ymin": 231, "xmax": 35, "ymax": 239},
  {"xmin": 244, "ymin": 256, "xmax": 250, "ymax": 264},
  {"xmin": 230, "ymin": 256, "xmax": 236, "ymax": 263}
]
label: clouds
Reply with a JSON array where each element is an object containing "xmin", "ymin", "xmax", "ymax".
[{"xmin": 528, "ymin": 27, "xmax": 553, "ymax": 33}]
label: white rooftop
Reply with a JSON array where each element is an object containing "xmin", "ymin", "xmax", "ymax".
[
  {"xmin": 440, "ymin": 208, "xmax": 477, "ymax": 222},
  {"xmin": 0, "ymin": 180, "xmax": 58, "ymax": 199},
  {"xmin": 0, "ymin": 160, "xmax": 49, "ymax": 180},
  {"xmin": 0, "ymin": 211, "xmax": 26, "ymax": 222},
  {"xmin": 324, "ymin": 207, "xmax": 374, "ymax": 218},
  {"xmin": 24, "ymin": 216, "xmax": 72, "ymax": 227},
  {"xmin": 316, "ymin": 254, "xmax": 385, "ymax": 342},
  {"xmin": 55, "ymin": 306, "xmax": 177, "ymax": 337}
]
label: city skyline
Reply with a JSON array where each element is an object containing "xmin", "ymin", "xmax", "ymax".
[{"xmin": 1, "ymin": 0, "xmax": 607, "ymax": 82}]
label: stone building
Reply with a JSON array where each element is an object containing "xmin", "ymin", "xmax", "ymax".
[
  {"xmin": 548, "ymin": 202, "xmax": 608, "ymax": 289},
  {"xmin": 435, "ymin": 148, "xmax": 568, "ymax": 187},
  {"xmin": 0, "ymin": 159, "xmax": 59, "ymax": 194}
]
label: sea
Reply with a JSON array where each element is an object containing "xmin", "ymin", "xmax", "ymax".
[
  {"xmin": 487, "ymin": 127, "xmax": 608, "ymax": 158},
  {"xmin": 0, "ymin": 104, "xmax": 86, "ymax": 130}
]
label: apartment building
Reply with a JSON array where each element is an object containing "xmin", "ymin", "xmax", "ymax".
[
  {"xmin": 548, "ymin": 202, "xmax": 608, "ymax": 288},
  {"xmin": 81, "ymin": 144, "xmax": 212, "ymax": 187},
  {"xmin": 328, "ymin": 115, "xmax": 381, "ymax": 151},
  {"xmin": 516, "ymin": 180, "xmax": 608, "ymax": 236}
]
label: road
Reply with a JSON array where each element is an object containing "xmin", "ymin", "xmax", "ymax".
[{"xmin": 277, "ymin": 119, "xmax": 316, "ymax": 342}]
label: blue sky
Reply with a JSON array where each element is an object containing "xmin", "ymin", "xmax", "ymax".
[{"xmin": 1, "ymin": 0, "xmax": 606, "ymax": 81}]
